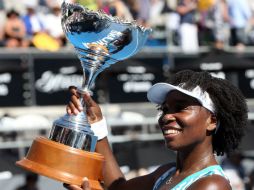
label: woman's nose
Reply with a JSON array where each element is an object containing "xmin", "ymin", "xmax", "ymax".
[{"xmin": 159, "ymin": 113, "xmax": 176, "ymax": 125}]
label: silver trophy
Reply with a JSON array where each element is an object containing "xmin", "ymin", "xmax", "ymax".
[
  {"xmin": 50, "ymin": 1, "xmax": 151, "ymax": 151},
  {"xmin": 17, "ymin": 2, "xmax": 151, "ymax": 189}
]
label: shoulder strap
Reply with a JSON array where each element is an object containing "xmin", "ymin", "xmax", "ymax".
[
  {"xmin": 153, "ymin": 167, "xmax": 176, "ymax": 190},
  {"xmin": 172, "ymin": 165, "xmax": 227, "ymax": 190}
]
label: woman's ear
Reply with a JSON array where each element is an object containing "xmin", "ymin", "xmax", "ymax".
[{"xmin": 206, "ymin": 114, "xmax": 217, "ymax": 132}]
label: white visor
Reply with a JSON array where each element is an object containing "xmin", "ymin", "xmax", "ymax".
[{"xmin": 147, "ymin": 83, "xmax": 215, "ymax": 113}]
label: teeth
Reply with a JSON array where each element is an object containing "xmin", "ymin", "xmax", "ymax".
[{"xmin": 164, "ymin": 129, "xmax": 180, "ymax": 135}]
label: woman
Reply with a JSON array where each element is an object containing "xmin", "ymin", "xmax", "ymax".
[
  {"xmin": 3, "ymin": 9, "xmax": 27, "ymax": 48},
  {"xmin": 65, "ymin": 70, "xmax": 248, "ymax": 190}
]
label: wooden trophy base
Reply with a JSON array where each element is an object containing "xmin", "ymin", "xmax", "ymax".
[{"xmin": 16, "ymin": 136, "xmax": 105, "ymax": 190}]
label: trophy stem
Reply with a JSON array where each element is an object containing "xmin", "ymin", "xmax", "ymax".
[
  {"xmin": 76, "ymin": 43, "xmax": 110, "ymax": 94},
  {"xmin": 48, "ymin": 92, "xmax": 97, "ymax": 152},
  {"xmin": 79, "ymin": 67, "xmax": 96, "ymax": 95}
]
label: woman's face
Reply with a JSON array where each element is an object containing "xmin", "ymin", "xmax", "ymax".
[{"xmin": 158, "ymin": 90, "xmax": 214, "ymax": 151}]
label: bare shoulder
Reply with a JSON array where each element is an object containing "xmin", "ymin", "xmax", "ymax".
[
  {"xmin": 108, "ymin": 163, "xmax": 176, "ymax": 190},
  {"xmin": 187, "ymin": 175, "xmax": 231, "ymax": 190}
]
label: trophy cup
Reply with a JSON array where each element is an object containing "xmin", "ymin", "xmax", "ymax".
[{"xmin": 16, "ymin": 1, "xmax": 151, "ymax": 190}]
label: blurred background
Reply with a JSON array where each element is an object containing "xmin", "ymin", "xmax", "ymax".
[{"xmin": 0, "ymin": 0, "xmax": 254, "ymax": 189}]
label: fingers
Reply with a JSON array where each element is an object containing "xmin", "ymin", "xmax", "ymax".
[
  {"xmin": 69, "ymin": 86, "xmax": 78, "ymax": 96},
  {"xmin": 66, "ymin": 87, "xmax": 102, "ymax": 121},
  {"xmin": 83, "ymin": 93, "xmax": 104, "ymax": 123},
  {"xmin": 63, "ymin": 178, "xmax": 91, "ymax": 190},
  {"xmin": 67, "ymin": 86, "xmax": 83, "ymax": 115},
  {"xmin": 81, "ymin": 177, "xmax": 91, "ymax": 190},
  {"xmin": 83, "ymin": 93, "xmax": 97, "ymax": 107},
  {"xmin": 83, "ymin": 93, "xmax": 97, "ymax": 120},
  {"xmin": 67, "ymin": 101, "xmax": 80, "ymax": 115},
  {"xmin": 63, "ymin": 183, "xmax": 82, "ymax": 190}
]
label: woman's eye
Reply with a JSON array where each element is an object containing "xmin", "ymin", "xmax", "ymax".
[
  {"xmin": 175, "ymin": 105, "xmax": 188, "ymax": 112},
  {"xmin": 163, "ymin": 107, "xmax": 169, "ymax": 113},
  {"xmin": 158, "ymin": 105, "xmax": 189, "ymax": 114},
  {"xmin": 157, "ymin": 106, "xmax": 168, "ymax": 113}
]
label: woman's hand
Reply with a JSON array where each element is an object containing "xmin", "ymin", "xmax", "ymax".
[
  {"xmin": 66, "ymin": 86, "xmax": 103, "ymax": 124},
  {"xmin": 63, "ymin": 178, "xmax": 91, "ymax": 190}
]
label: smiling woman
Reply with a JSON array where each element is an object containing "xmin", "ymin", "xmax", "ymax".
[
  {"xmin": 157, "ymin": 70, "xmax": 248, "ymax": 156},
  {"xmin": 64, "ymin": 69, "xmax": 248, "ymax": 190},
  {"xmin": 156, "ymin": 90, "xmax": 212, "ymax": 151}
]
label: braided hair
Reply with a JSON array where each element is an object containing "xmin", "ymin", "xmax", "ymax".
[{"xmin": 167, "ymin": 70, "xmax": 248, "ymax": 156}]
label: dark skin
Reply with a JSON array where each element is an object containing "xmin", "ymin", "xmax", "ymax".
[{"xmin": 65, "ymin": 87, "xmax": 231, "ymax": 190}]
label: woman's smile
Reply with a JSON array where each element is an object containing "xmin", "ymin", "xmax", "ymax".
[
  {"xmin": 163, "ymin": 128, "xmax": 182, "ymax": 139},
  {"xmin": 161, "ymin": 123, "xmax": 183, "ymax": 139}
]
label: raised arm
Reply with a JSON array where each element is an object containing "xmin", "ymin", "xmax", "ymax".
[{"xmin": 65, "ymin": 87, "xmax": 157, "ymax": 190}]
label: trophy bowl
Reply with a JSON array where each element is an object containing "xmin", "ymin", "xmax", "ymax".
[{"xmin": 16, "ymin": 1, "xmax": 151, "ymax": 189}]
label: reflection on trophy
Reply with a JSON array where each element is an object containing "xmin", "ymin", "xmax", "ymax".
[{"xmin": 16, "ymin": 1, "xmax": 151, "ymax": 190}]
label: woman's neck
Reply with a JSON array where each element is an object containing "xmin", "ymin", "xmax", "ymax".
[{"xmin": 176, "ymin": 143, "xmax": 217, "ymax": 173}]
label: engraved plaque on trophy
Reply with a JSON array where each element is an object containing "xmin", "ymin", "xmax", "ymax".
[{"xmin": 16, "ymin": 2, "xmax": 151, "ymax": 190}]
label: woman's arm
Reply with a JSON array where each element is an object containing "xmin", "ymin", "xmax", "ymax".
[
  {"xmin": 66, "ymin": 87, "xmax": 157, "ymax": 190},
  {"xmin": 95, "ymin": 137, "xmax": 124, "ymax": 188}
]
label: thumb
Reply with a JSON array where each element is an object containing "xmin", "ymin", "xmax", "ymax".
[
  {"xmin": 83, "ymin": 93, "xmax": 97, "ymax": 107},
  {"xmin": 81, "ymin": 177, "xmax": 91, "ymax": 190}
]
